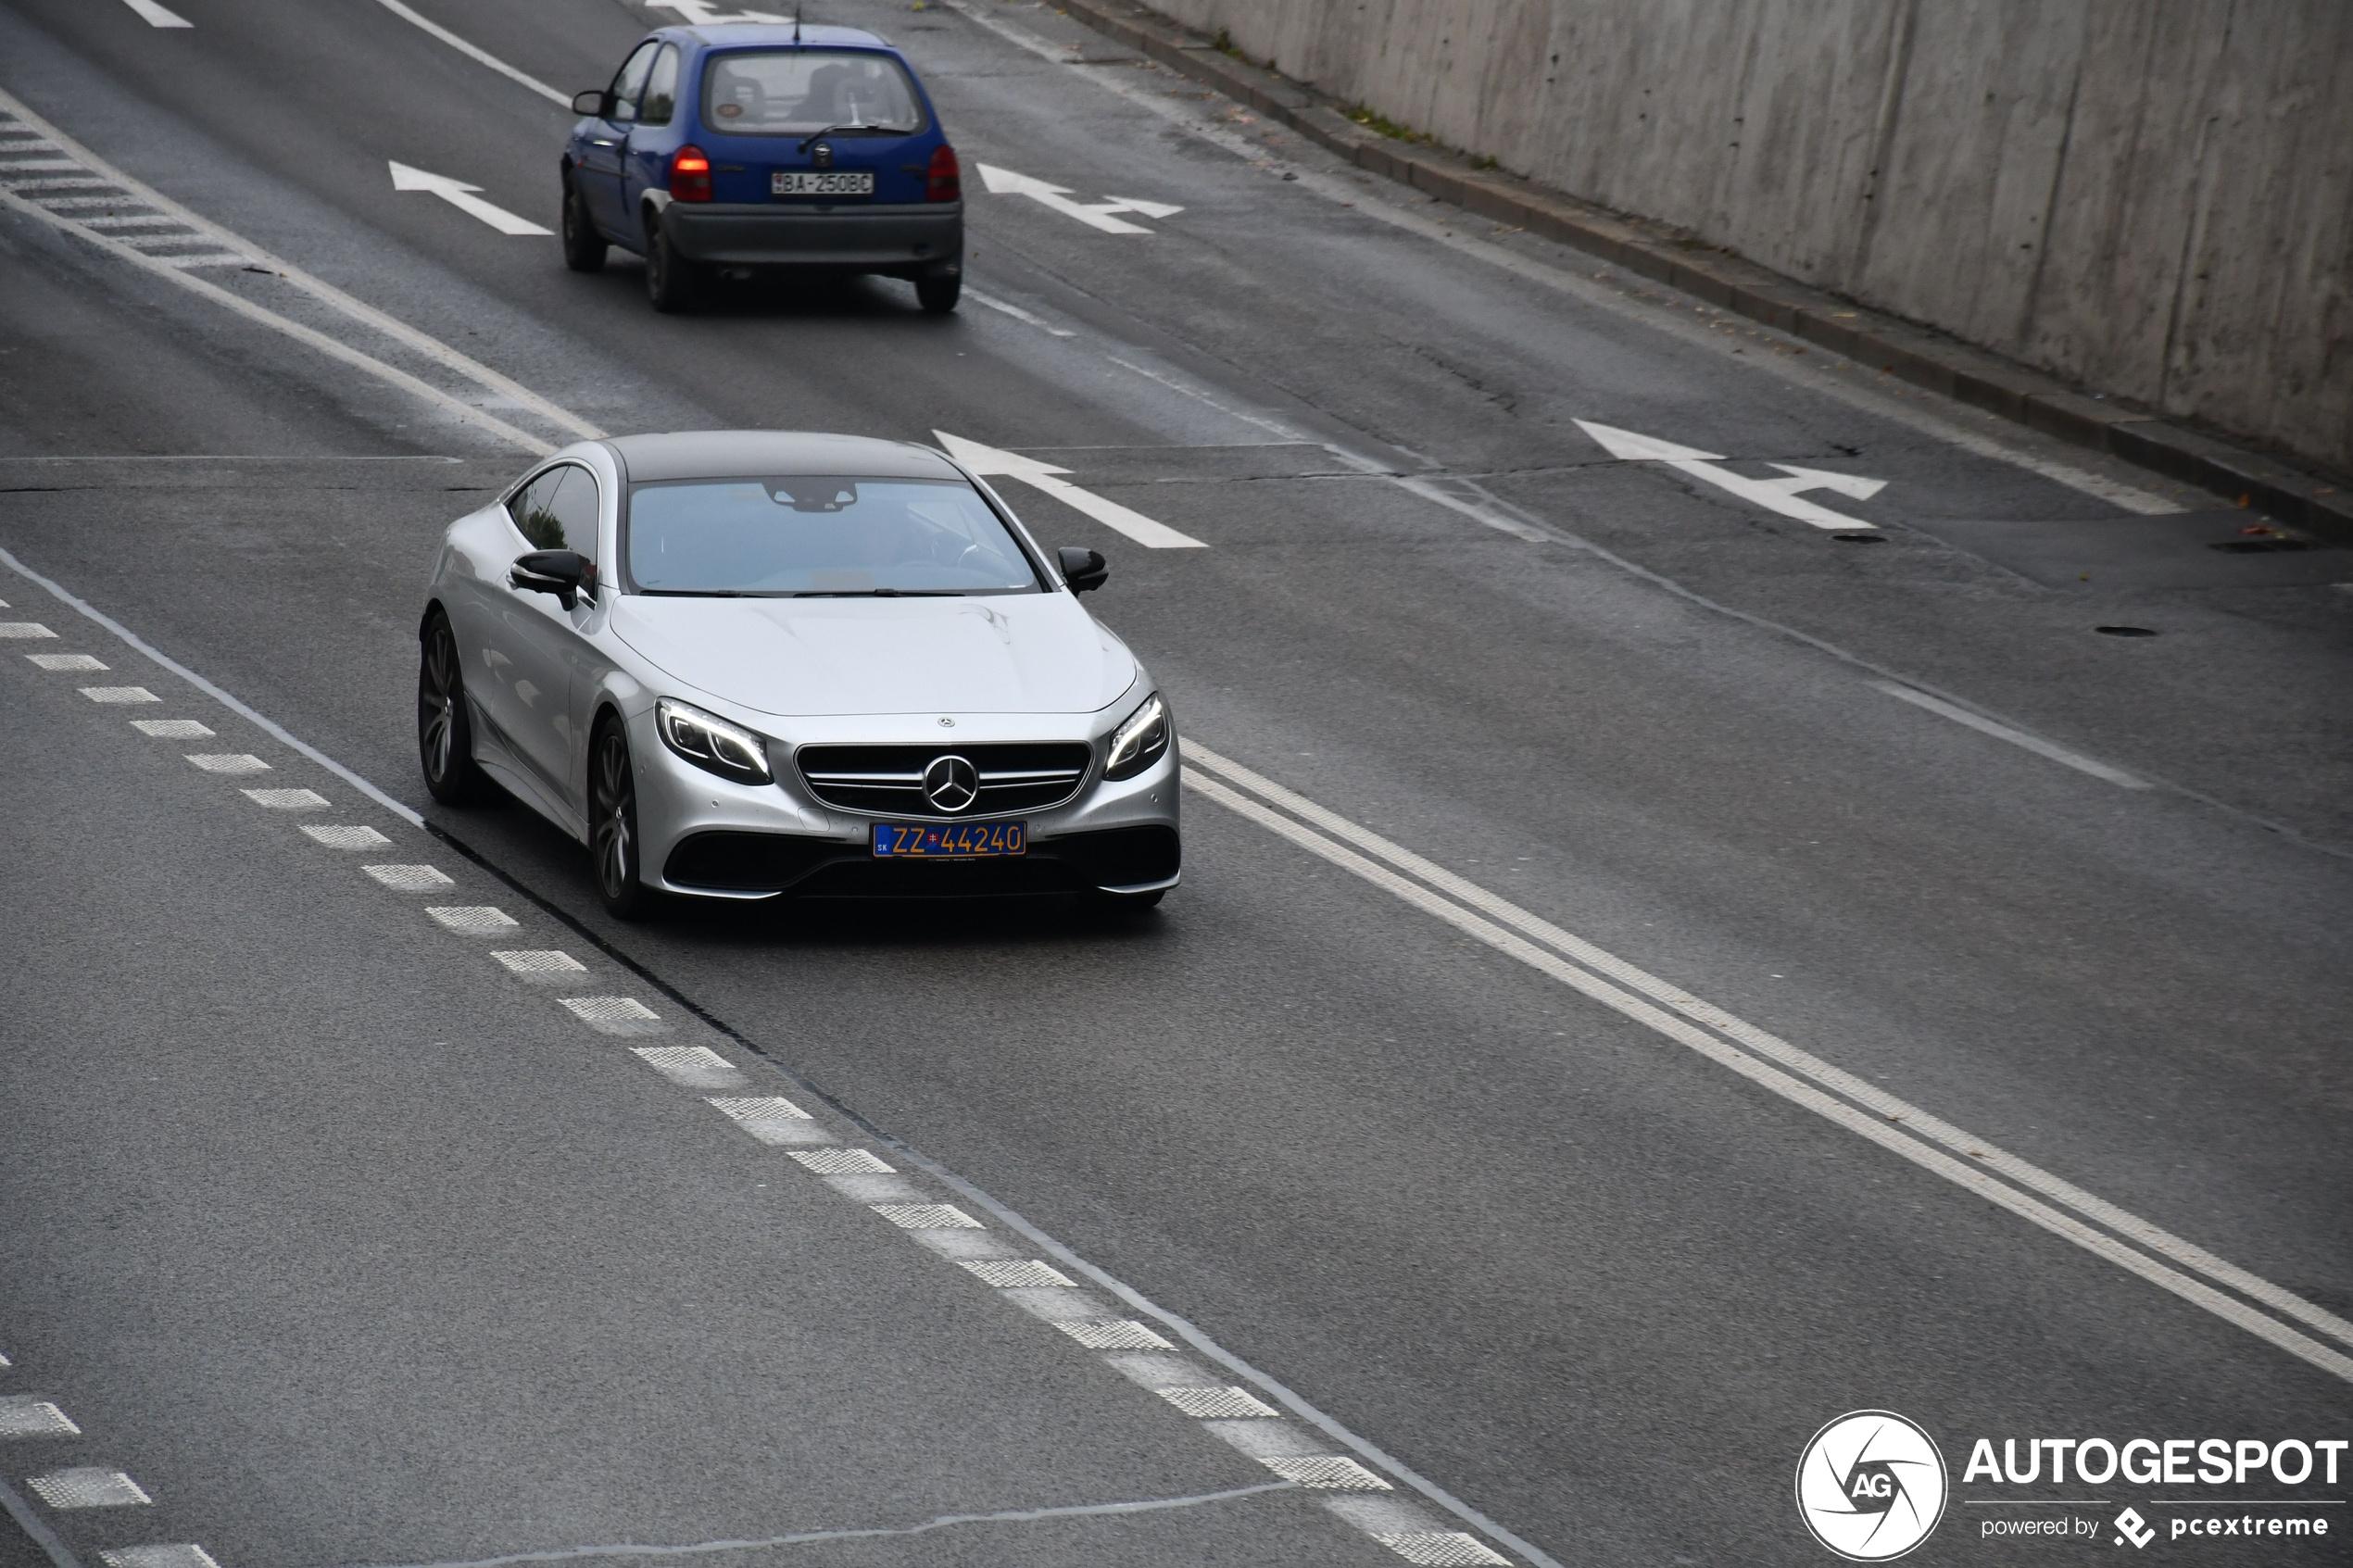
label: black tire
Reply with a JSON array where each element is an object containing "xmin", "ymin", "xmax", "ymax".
[
  {"xmin": 561, "ymin": 181, "xmax": 606, "ymax": 273},
  {"xmin": 590, "ymin": 719, "xmax": 651, "ymax": 919},
  {"xmin": 645, "ymin": 217, "xmax": 698, "ymax": 313},
  {"xmin": 915, "ymin": 272, "xmax": 962, "ymax": 314},
  {"xmin": 418, "ymin": 610, "xmax": 489, "ymax": 805}
]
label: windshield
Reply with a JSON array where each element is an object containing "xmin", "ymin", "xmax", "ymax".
[
  {"xmin": 701, "ymin": 49, "xmax": 926, "ymax": 135},
  {"xmin": 625, "ymin": 476, "xmax": 1041, "ymax": 596}
]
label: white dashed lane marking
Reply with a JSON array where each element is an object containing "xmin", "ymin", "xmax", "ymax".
[
  {"xmin": 27, "ymin": 1467, "xmax": 152, "ymax": 1508},
  {"xmin": 183, "ymin": 753, "xmax": 269, "ymax": 774},
  {"xmin": 1376, "ymin": 1530, "xmax": 1514, "ymax": 1565},
  {"xmin": 630, "ymin": 1045, "xmax": 746, "ymax": 1089},
  {"xmin": 790, "ymin": 1148, "xmax": 896, "ymax": 1175},
  {"xmin": 869, "ymin": 1203, "xmax": 985, "ymax": 1231},
  {"xmin": 0, "ymin": 622, "xmax": 57, "ymax": 638},
  {"xmin": 1157, "ymin": 1386, "xmax": 1281, "ymax": 1419},
  {"xmin": 559, "ymin": 996, "xmax": 665, "ymax": 1035},
  {"xmin": 101, "ymin": 1548, "xmax": 221, "ymax": 1568},
  {"xmin": 30, "ymin": 653, "xmax": 106, "ymax": 671},
  {"xmin": 242, "ymin": 788, "xmax": 328, "ymax": 809},
  {"xmin": 1054, "ymin": 1318, "xmax": 1175, "ymax": 1350},
  {"xmin": 361, "ymin": 864, "xmax": 453, "ymax": 890},
  {"xmin": 426, "ymin": 906, "xmax": 519, "ymax": 935},
  {"xmin": 706, "ymin": 1096, "xmax": 832, "ymax": 1145},
  {"xmin": 81, "ymin": 685, "xmax": 157, "ymax": 703},
  {"xmin": 491, "ymin": 949, "xmax": 587, "ymax": 983},
  {"xmin": 1259, "ymin": 1455, "xmax": 1393, "ymax": 1490},
  {"xmin": 959, "ymin": 1258, "xmax": 1076, "ymax": 1287},
  {"xmin": 302, "ymin": 824, "xmax": 392, "ymax": 848},
  {"xmin": 0, "ymin": 1397, "xmax": 82, "ymax": 1436},
  {"xmin": 132, "ymin": 719, "xmax": 214, "ymax": 738}
]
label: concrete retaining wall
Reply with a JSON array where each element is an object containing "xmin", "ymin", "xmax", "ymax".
[{"xmin": 1147, "ymin": 0, "xmax": 2353, "ymax": 476}]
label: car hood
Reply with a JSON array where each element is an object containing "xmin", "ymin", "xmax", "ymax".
[{"xmin": 608, "ymin": 593, "xmax": 1137, "ymax": 717}]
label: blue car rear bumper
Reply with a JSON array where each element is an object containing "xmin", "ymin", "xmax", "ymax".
[{"xmin": 661, "ymin": 201, "xmax": 963, "ymax": 273}]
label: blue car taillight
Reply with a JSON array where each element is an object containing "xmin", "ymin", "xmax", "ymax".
[{"xmin": 926, "ymin": 144, "xmax": 960, "ymax": 202}]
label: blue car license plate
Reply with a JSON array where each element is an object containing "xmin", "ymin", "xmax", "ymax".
[{"xmin": 873, "ymin": 822, "xmax": 1026, "ymax": 859}]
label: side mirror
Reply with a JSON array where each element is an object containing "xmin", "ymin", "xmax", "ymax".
[
  {"xmin": 511, "ymin": 550, "xmax": 591, "ymax": 610},
  {"xmin": 1057, "ymin": 546, "xmax": 1108, "ymax": 594},
  {"xmin": 572, "ymin": 89, "xmax": 613, "ymax": 118}
]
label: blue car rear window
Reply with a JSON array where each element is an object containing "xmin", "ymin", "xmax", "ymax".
[
  {"xmin": 702, "ymin": 49, "xmax": 926, "ymax": 136},
  {"xmin": 627, "ymin": 477, "xmax": 1039, "ymax": 596}
]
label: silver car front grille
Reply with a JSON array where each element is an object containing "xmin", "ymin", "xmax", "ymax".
[{"xmin": 797, "ymin": 743, "xmax": 1092, "ymax": 817}]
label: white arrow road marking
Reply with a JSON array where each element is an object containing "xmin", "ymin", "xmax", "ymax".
[
  {"xmin": 937, "ymin": 432, "xmax": 1207, "ymax": 549},
  {"xmin": 975, "ymin": 163, "xmax": 1182, "ymax": 234},
  {"xmin": 120, "ymin": 0, "xmax": 192, "ymax": 27},
  {"xmin": 1576, "ymin": 420, "xmax": 1888, "ymax": 532},
  {"xmin": 387, "ymin": 161, "xmax": 551, "ymax": 236}
]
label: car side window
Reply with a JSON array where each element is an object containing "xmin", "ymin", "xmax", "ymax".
[
  {"xmin": 608, "ymin": 41, "xmax": 660, "ymax": 124},
  {"xmin": 639, "ymin": 45, "xmax": 681, "ymax": 128},
  {"xmin": 547, "ymin": 468, "xmax": 601, "ymax": 568},
  {"xmin": 508, "ymin": 465, "xmax": 599, "ymax": 563},
  {"xmin": 508, "ymin": 469, "xmax": 567, "ymax": 549}
]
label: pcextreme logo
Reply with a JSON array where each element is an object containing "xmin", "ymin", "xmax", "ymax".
[{"xmin": 1796, "ymin": 1411, "xmax": 1950, "ymax": 1561}]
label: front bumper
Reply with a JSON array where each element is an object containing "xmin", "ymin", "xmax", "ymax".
[
  {"xmin": 662, "ymin": 201, "xmax": 963, "ymax": 271},
  {"xmin": 628, "ymin": 704, "xmax": 1180, "ymax": 900}
]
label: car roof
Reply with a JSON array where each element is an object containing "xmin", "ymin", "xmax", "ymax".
[
  {"xmin": 605, "ymin": 432, "xmax": 963, "ymax": 483},
  {"xmin": 677, "ymin": 23, "xmax": 893, "ymax": 51}
]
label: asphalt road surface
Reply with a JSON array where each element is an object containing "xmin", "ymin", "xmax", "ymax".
[{"xmin": 3, "ymin": 3, "xmax": 2348, "ymax": 1567}]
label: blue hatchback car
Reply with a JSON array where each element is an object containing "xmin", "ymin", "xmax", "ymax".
[{"xmin": 560, "ymin": 23, "xmax": 963, "ymax": 315}]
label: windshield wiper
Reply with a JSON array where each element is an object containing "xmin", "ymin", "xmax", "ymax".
[
  {"xmin": 797, "ymin": 121, "xmax": 912, "ymax": 151},
  {"xmin": 789, "ymin": 588, "xmax": 964, "ymax": 597}
]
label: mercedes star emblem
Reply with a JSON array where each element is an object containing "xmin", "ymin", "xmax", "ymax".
[{"xmin": 923, "ymin": 754, "xmax": 979, "ymax": 813}]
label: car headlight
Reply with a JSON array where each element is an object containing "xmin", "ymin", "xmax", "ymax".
[
  {"xmin": 655, "ymin": 697, "xmax": 773, "ymax": 784},
  {"xmin": 1103, "ymin": 691, "xmax": 1170, "ymax": 781}
]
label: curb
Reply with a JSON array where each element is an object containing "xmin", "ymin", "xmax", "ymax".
[{"xmin": 1046, "ymin": 0, "xmax": 2353, "ymax": 546}]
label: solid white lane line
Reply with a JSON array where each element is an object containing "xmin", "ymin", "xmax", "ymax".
[
  {"xmin": 1178, "ymin": 760, "xmax": 2353, "ymax": 1385},
  {"xmin": 0, "ymin": 91, "xmax": 596, "ymax": 451},
  {"xmin": 118, "ymin": 0, "xmax": 192, "ymax": 28},
  {"xmin": 242, "ymin": 788, "xmax": 329, "ymax": 809},
  {"xmin": 301, "ymin": 824, "xmax": 391, "ymax": 848},
  {"xmin": 26, "ymin": 1470, "xmax": 150, "ymax": 1509},
  {"xmin": 132, "ymin": 719, "xmax": 214, "ymax": 738},
  {"xmin": 367, "ymin": 0, "xmax": 571, "ymax": 106},
  {"xmin": 30, "ymin": 653, "xmax": 106, "ymax": 670},
  {"xmin": 362, "ymin": 864, "xmax": 453, "ymax": 890},
  {"xmin": 0, "ymin": 544, "xmax": 422, "ymax": 830},
  {"xmin": 963, "ymin": 288, "xmax": 1076, "ymax": 336},
  {"xmin": 1181, "ymin": 742, "xmax": 2353, "ymax": 1351},
  {"xmin": 81, "ymin": 686, "xmax": 157, "ymax": 703},
  {"xmin": 1871, "ymin": 679, "xmax": 2149, "ymax": 789},
  {"xmin": 388, "ymin": 162, "xmax": 552, "ymax": 236}
]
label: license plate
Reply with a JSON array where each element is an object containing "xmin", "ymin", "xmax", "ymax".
[
  {"xmin": 774, "ymin": 170, "xmax": 874, "ymax": 197},
  {"xmin": 873, "ymin": 821, "xmax": 1026, "ymax": 859}
]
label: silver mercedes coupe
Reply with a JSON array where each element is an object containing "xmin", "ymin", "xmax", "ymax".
[{"xmin": 415, "ymin": 431, "xmax": 1179, "ymax": 917}]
